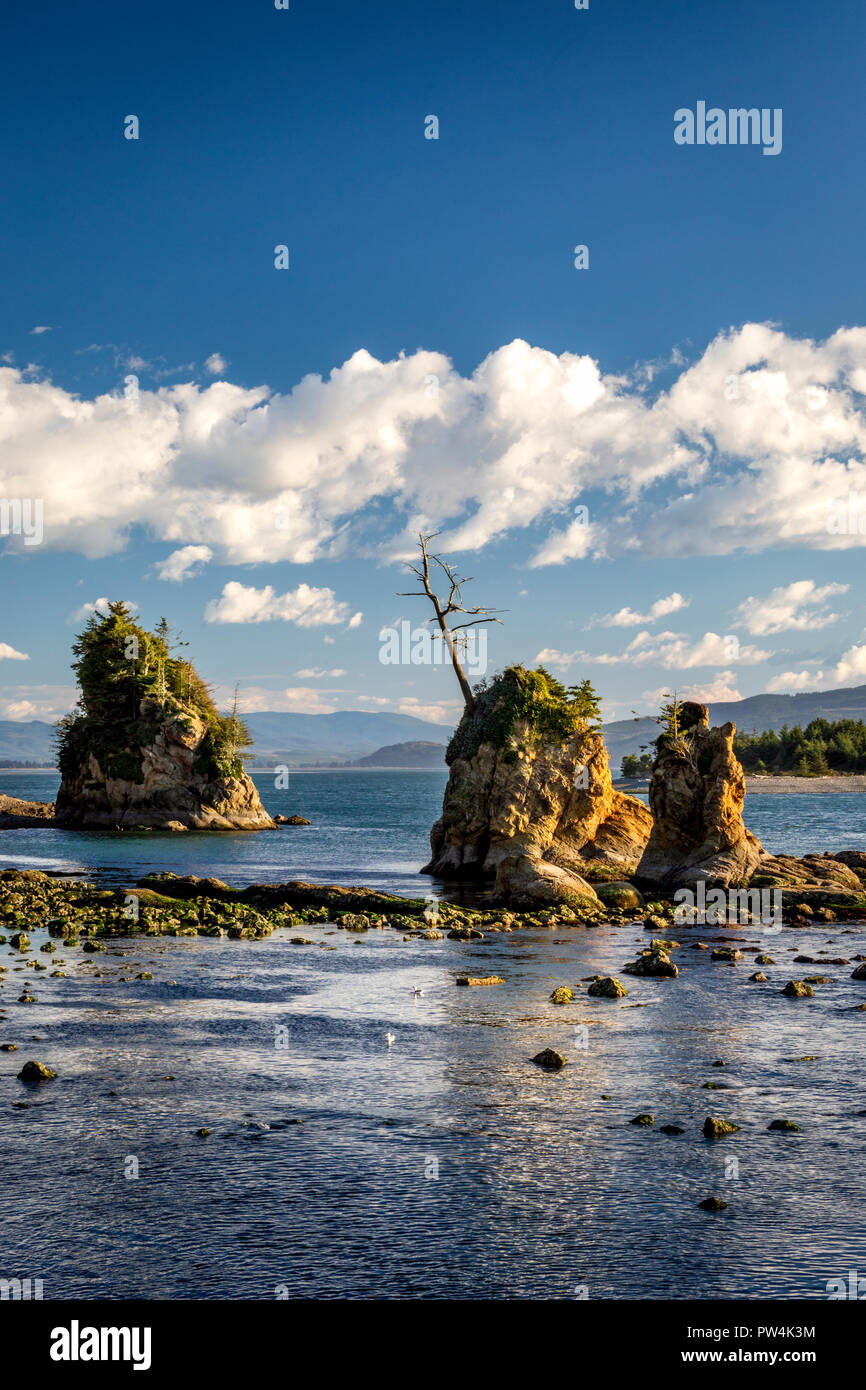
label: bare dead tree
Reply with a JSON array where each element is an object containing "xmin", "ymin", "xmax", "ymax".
[{"xmin": 398, "ymin": 532, "xmax": 503, "ymax": 714}]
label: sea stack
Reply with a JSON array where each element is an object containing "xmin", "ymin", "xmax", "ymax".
[
  {"xmin": 54, "ymin": 602, "xmax": 274, "ymax": 831},
  {"xmin": 635, "ymin": 701, "xmax": 762, "ymax": 889},
  {"xmin": 423, "ymin": 665, "xmax": 652, "ymax": 909}
]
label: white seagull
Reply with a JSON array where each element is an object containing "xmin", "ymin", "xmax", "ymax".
[{"xmin": 385, "ymin": 1032, "xmax": 396, "ymax": 1045}]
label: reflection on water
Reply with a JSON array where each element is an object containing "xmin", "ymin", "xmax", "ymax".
[
  {"xmin": 1, "ymin": 770, "xmax": 864, "ymax": 1298},
  {"xmin": 1, "ymin": 909, "xmax": 865, "ymax": 1299}
]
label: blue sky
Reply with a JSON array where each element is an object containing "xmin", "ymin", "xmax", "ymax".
[{"xmin": 2, "ymin": 0, "xmax": 866, "ymax": 729}]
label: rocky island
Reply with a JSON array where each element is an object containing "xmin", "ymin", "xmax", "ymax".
[
  {"xmin": 52, "ymin": 603, "xmax": 275, "ymax": 831},
  {"xmin": 423, "ymin": 665, "xmax": 652, "ymax": 910}
]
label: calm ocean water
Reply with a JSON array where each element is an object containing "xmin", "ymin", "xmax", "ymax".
[
  {"xmin": 2, "ymin": 770, "xmax": 864, "ymax": 894},
  {"xmin": 1, "ymin": 771, "xmax": 865, "ymax": 1299}
]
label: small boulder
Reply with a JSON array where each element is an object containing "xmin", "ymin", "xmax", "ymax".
[
  {"xmin": 549, "ymin": 986, "xmax": 575, "ymax": 1004},
  {"xmin": 703, "ymin": 1116, "xmax": 740, "ymax": 1137},
  {"xmin": 782, "ymin": 981, "xmax": 814, "ymax": 998},
  {"xmin": 596, "ymin": 882, "xmax": 644, "ymax": 913},
  {"xmin": 623, "ymin": 949, "xmax": 678, "ymax": 978},
  {"xmin": 531, "ymin": 1048, "xmax": 567, "ymax": 1070},
  {"xmin": 587, "ymin": 976, "xmax": 628, "ymax": 999},
  {"xmin": 698, "ymin": 1197, "xmax": 728, "ymax": 1211},
  {"xmin": 17, "ymin": 1060, "xmax": 57, "ymax": 1082},
  {"xmin": 630, "ymin": 1113, "xmax": 654, "ymax": 1126},
  {"xmin": 768, "ymin": 1119, "xmax": 800, "ymax": 1132},
  {"xmin": 456, "ymin": 975, "xmax": 505, "ymax": 987}
]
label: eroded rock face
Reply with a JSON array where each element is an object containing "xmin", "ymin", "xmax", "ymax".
[
  {"xmin": 55, "ymin": 702, "xmax": 274, "ymax": 831},
  {"xmin": 423, "ymin": 724, "xmax": 651, "ymax": 909},
  {"xmin": 636, "ymin": 702, "xmax": 763, "ymax": 889}
]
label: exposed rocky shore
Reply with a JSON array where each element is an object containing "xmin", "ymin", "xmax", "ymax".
[{"xmin": 2, "ymin": 854, "xmax": 864, "ymax": 951}]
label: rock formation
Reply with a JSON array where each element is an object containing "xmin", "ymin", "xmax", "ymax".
[
  {"xmin": 0, "ymin": 794, "xmax": 57, "ymax": 829},
  {"xmin": 423, "ymin": 666, "xmax": 652, "ymax": 909},
  {"xmin": 635, "ymin": 702, "xmax": 763, "ymax": 889},
  {"xmin": 54, "ymin": 602, "xmax": 274, "ymax": 831},
  {"xmin": 56, "ymin": 703, "xmax": 274, "ymax": 830}
]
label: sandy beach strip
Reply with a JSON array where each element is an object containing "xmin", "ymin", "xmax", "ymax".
[
  {"xmin": 614, "ymin": 776, "xmax": 866, "ymax": 794},
  {"xmin": 745, "ymin": 775, "xmax": 866, "ymax": 794}
]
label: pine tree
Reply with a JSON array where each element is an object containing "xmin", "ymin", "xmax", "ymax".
[{"xmin": 566, "ymin": 678, "xmax": 603, "ymax": 726}]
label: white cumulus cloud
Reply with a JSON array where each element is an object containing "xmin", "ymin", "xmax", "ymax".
[
  {"xmin": 154, "ymin": 544, "xmax": 213, "ymax": 582},
  {"xmin": 536, "ymin": 630, "xmax": 771, "ymax": 671},
  {"xmin": 600, "ymin": 593, "xmax": 690, "ymax": 626},
  {"xmin": 0, "ymin": 643, "xmax": 29, "ymax": 662},
  {"xmin": 204, "ymin": 581, "xmax": 356, "ymax": 627},
  {"xmin": 732, "ymin": 580, "xmax": 849, "ymax": 635},
  {"xmin": 3, "ymin": 323, "xmax": 866, "ymax": 567}
]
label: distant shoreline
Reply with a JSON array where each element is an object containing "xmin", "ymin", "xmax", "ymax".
[
  {"xmin": 615, "ymin": 775, "xmax": 866, "ymax": 794},
  {"xmin": 5, "ymin": 768, "xmax": 865, "ymax": 790},
  {"xmin": 0, "ymin": 766, "xmax": 57, "ymax": 772},
  {"xmin": 745, "ymin": 774, "xmax": 866, "ymax": 794}
]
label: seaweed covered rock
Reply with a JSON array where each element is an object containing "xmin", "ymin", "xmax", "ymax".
[
  {"xmin": 750, "ymin": 853, "xmax": 866, "ymax": 914},
  {"xmin": 636, "ymin": 702, "xmax": 763, "ymax": 890},
  {"xmin": 587, "ymin": 975, "xmax": 628, "ymax": 998},
  {"xmin": 54, "ymin": 603, "xmax": 274, "ymax": 831},
  {"xmin": 422, "ymin": 666, "xmax": 651, "ymax": 909},
  {"xmin": 623, "ymin": 947, "xmax": 678, "ymax": 978}
]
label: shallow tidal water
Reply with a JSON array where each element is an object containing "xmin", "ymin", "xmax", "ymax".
[
  {"xmin": 1, "ymin": 913, "xmax": 866, "ymax": 1299},
  {"xmin": 1, "ymin": 771, "xmax": 865, "ymax": 1299}
]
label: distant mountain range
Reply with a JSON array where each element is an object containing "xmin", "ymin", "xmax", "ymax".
[
  {"xmin": 603, "ymin": 684, "xmax": 866, "ymax": 769},
  {"xmin": 0, "ymin": 721, "xmax": 57, "ymax": 764},
  {"xmin": 0, "ymin": 710, "xmax": 452, "ymax": 768},
  {"xmin": 3, "ymin": 685, "xmax": 866, "ymax": 772}
]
